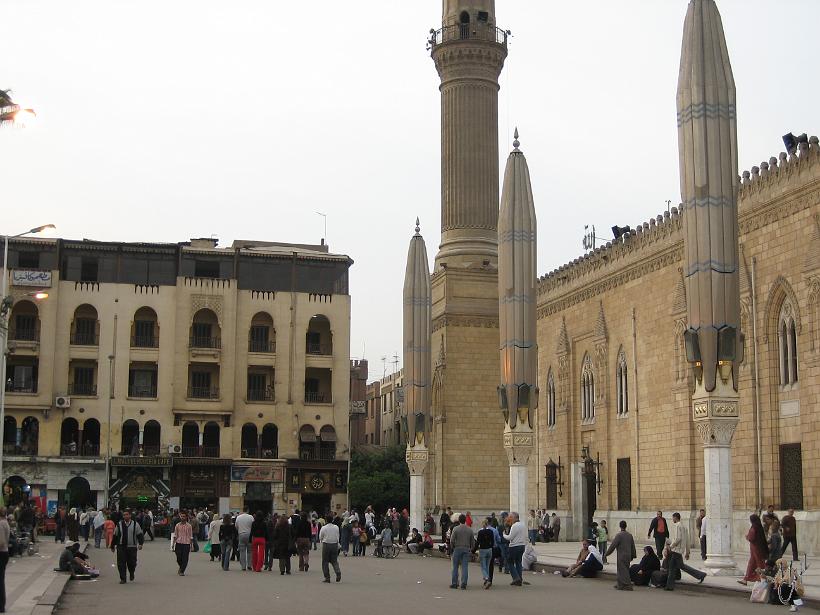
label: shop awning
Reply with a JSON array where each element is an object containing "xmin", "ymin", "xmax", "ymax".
[
  {"xmin": 299, "ymin": 425, "xmax": 317, "ymax": 443},
  {"xmin": 319, "ymin": 426, "xmax": 337, "ymax": 442}
]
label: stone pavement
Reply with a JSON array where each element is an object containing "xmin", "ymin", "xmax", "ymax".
[
  {"xmin": 58, "ymin": 541, "xmax": 765, "ymax": 615},
  {"xmin": 4, "ymin": 540, "xmax": 71, "ymax": 615},
  {"xmin": 531, "ymin": 540, "xmax": 817, "ymax": 605}
]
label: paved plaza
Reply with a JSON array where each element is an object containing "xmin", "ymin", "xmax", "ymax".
[{"xmin": 56, "ymin": 542, "xmax": 764, "ymax": 615}]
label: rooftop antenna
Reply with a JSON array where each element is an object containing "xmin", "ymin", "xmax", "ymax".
[
  {"xmin": 381, "ymin": 355, "xmax": 387, "ymax": 380},
  {"xmin": 391, "ymin": 352, "xmax": 400, "ymax": 377},
  {"xmin": 315, "ymin": 211, "xmax": 327, "ymax": 245}
]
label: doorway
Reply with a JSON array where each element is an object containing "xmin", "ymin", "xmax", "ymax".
[
  {"xmin": 583, "ymin": 459, "xmax": 597, "ymax": 532},
  {"xmin": 244, "ymin": 482, "xmax": 272, "ymax": 515},
  {"xmin": 300, "ymin": 494, "xmax": 331, "ymax": 516}
]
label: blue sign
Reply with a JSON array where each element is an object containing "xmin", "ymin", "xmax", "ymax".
[{"xmin": 47, "ymin": 500, "xmax": 58, "ymax": 516}]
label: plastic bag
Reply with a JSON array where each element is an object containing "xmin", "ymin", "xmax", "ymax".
[
  {"xmin": 750, "ymin": 580, "xmax": 770, "ymax": 603},
  {"xmin": 203, "ymin": 540, "xmax": 212, "ymax": 554}
]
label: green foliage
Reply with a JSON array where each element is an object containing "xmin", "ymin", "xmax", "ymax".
[{"xmin": 349, "ymin": 445, "xmax": 409, "ymax": 514}]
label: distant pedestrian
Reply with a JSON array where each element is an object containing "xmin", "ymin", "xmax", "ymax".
[
  {"xmin": 174, "ymin": 511, "xmax": 193, "ymax": 576},
  {"xmin": 781, "ymin": 508, "xmax": 798, "ymax": 561},
  {"xmin": 527, "ymin": 510, "xmax": 538, "ymax": 546},
  {"xmin": 295, "ymin": 512, "xmax": 312, "ymax": 571},
  {"xmin": 739, "ymin": 514, "xmax": 768, "ymax": 586},
  {"xmin": 272, "ymin": 515, "xmax": 292, "ymax": 575},
  {"xmin": 93, "ymin": 509, "xmax": 106, "ymax": 548},
  {"xmin": 605, "ymin": 520, "xmax": 637, "ymax": 590},
  {"xmin": 503, "ymin": 512, "xmax": 527, "ymax": 587},
  {"xmin": 111, "ymin": 509, "xmax": 144, "ymax": 584},
  {"xmin": 234, "ymin": 508, "xmax": 254, "ymax": 571},
  {"xmin": 319, "ymin": 516, "xmax": 342, "ymax": 583},
  {"xmin": 208, "ymin": 513, "xmax": 222, "ymax": 563},
  {"xmin": 0, "ymin": 508, "xmax": 10, "ymax": 612},
  {"xmin": 251, "ymin": 511, "xmax": 267, "ymax": 572},
  {"xmin": 647, "ymin": 511, "xmax": 669, "ymax": 559},
  {"xmin": 449, "ymin": 514, "xmax": 474, "ymax": 589},
  {"xmin": 474, "ymin": 518, "xmax": 495, "ymax": 589},
  {"xmin": 218, "ymin": 514, "xmax": 236, "ymax": 571}
]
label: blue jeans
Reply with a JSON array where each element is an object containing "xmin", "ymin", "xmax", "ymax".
[
  {"xmin": 528, "ymin": 529, "xmax": 538, "ymax": 545},
  {"xmin": 499, "ymin": 543, "xmax": 509, "ymax": 572},
  {"xmin": 508, "ymin": 545, "xmax": 525, "ymax": 582},
  {"xmin": 94, "ymin": 526, "xmax": 103, "ymax": 548},
  {"xmin": 220, "ymin": 540, "xmax": 232, "ymax": 570},
  {"xmin": 479, "ymin": 548, "xmax": 493, "ymax": 580},
  {"xmin": 451, "ymin": 547, "xmax": 470, "ymax": 587}
]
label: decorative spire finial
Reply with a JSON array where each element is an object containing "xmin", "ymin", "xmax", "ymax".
[
  {"xmin": 415, "ymin": 217, "xmax": 421, "ymax": 235},
  {"xmin": 513, "ymin": 127, "xmax": 520, "ymax": 151}
]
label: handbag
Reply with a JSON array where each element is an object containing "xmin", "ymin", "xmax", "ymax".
[
  {"xmin": 750, "ymin": 580, "xmax": 770, "ymax": 603},
  {"xmin": 203, "ymin": 540, "xmax": 212, "ymax": 554}
]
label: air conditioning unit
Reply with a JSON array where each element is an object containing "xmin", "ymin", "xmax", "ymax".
[
  {"xmin": 168, "ymin": 444, "xmax": 182, "ymax": 454},
  {"xmin": 55, "ymin": 396, "xmax": 71, "ymax": 409}
]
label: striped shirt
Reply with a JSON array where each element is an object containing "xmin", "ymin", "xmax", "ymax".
[{"xmin": 174, "ymin": 521, "xmax": 193, "ymax": 545}]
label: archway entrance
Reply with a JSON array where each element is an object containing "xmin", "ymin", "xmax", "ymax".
[
  {"xmin": 583, "ymin": 458, "xmax": 597, "ymax": 533},
  {"xmin": 2, "ymin": 475, "xmax": 29, "ymax": 506},
  {"xmin": 61, "ymin": 476, "xmax": 93, "ymax": 509}
]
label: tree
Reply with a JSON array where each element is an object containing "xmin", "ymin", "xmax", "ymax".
[{"xmin": 349, "ymin": 445, "xmax": 409, "ymax": 514}]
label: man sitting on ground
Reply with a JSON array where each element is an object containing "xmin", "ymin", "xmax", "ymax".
[
  {"xmin": 406, "ymin": 528, "xmax": 423, "ymax": 554},
  {"xmin": 59, "ymin": 542, "xmax": 97, "ymax": 577}
]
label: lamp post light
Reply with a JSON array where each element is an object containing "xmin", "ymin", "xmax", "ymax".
[
  {"xmin": 104, "ymin": 354, "xmax": 115, "ymax": 508},
  {"xmin": 0, "ymin": 224, "xmax": 56, "ymax": 504}
]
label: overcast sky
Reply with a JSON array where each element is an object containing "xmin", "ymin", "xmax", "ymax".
[{"xmin": 3, "ymin": 1, "xmax": 817, "ymax": 382}]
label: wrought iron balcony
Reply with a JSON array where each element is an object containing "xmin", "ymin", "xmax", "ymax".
[
  {"xmin": 305, "ymin": 391, "xmax": 331, "ymax": 404},
  {"xmin": 5, "ymin": 381, "xmax": 37, "ymax": 394},
  {"xmin": 131, "ymin": 335, "xmax": 158, "ymax": 348},
  {"xmin": 248, "ymin": 339, "xmax": 275, "ymax": 353},
  {"xmin": 189, "ymin": 336, "xmax": 221, "ymax": 349},
  {"xmin": 71, "ymin": 332, "xmax": 99, "ymax": 346},
  {"xmin": 128, "ymin": 384, "xmax": 158, "ymax": 398},
  {"xmin": 429, "ymin": 23, "xmax": 508, "ymax": 47},
  {"xmin": 10, "ymin": 328, "xmax": 38, "ymax": 342},
  {"xmin": 68, "ymin": 383, "xmax": 97, "ymax": 396},
  {"xmin": 298, "ymin": 447, "xmax": 337, "ymax": 461},
  {"xmin": 181, "ymin": 445, "xmax": 220, "ymax": 458},
  {"xmin": 306, "ymin": 342, "xmax": 332, "ymax": 356},
  {"xmin": 247, "ymin": 387, "xmax": 273, "ymax": 402},
  {"xmin": 187, "ymin": 386, "xmax": 219, "ymax": 400}
]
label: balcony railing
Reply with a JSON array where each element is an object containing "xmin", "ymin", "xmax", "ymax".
[
  {"xmin": 187, "ymin": 386, "xmax": 219, "ymax": 400},
  {"xmin": 131, "ymin": 335, "xmax": 158, "ymax": 348},
  {"xmin": 306, "ymin": 342, "xmax": 332, "ymax": 356},
  {"xmin": 298, "ymin": 447, "xmax": 337, "ymax": 461},
  {"xmin": 247, "ymin": 387, "xmax": 273, "ymax": 402},
  {"xmin": 61, "ymin": 443, "xmax": 79, "ymax": 456},
  {"xmin": 305, "ymin": 391, "xmax": 331, "ymax": 404},
  {"xmin": 10, "ymin": 328, "xmax": 38, "ymax": 342},
  {"xmin": 68, "ymin": 383, "xmax": 97, "ymax": 396},
  {"xmin": 248, "ymin": 340, "xmax": 275, "ymax": 353},
  {"xmin": 241, "ymin": 447, "xmax": 278, "ymax": 459},
  {"xmin": 142, "ymin": 444, "xmax": 161, "ymax": 456},
  {"xmin": 3, "ymin": 443, "xmax": 38, "ymax": 455},
  {"xmin": 5, "ymin": 381, "xmax": 37, "ymax": 394},
  {"xmin": 71, "ymin": 332, "xmax": 99, "ymax": 346},
  {"xmin": 81, "ymin": 443, "xmax": 100, "ymax": 456},
  {"xmin": 128, "ymin": 384, "xmax": 158, "ymax": 398},
  {"xmin": 429, "ymin": 23, "xmax": 508, "ymax": 47},
  {"xmin": 181, "ymin": 445, "xmax": 220, "ymax": 458},
  {"xmin": 189, "ymin": 336, "xmax": 221, "ymax": 349}
]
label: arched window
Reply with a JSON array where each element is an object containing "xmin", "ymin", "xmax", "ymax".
[
  {"xmin": 121, "ymin": 419, "xmax": 140, "ymax": 455},
  {"xmin": 581, "ymin": 354, "xmax": 595, "ymax": 422},
  {"xmin": 779, "ymin": 300, "xmax": 799, "ymax": 386},
  {"xmin": 9, "ymin": 300, "xmax": 39, "ymax": 342},
  {"xmin": 616, "ymin": 349, "xmax": 628, "ymax": 416},
  {"xmin": 319, "ymin": 425, "xmax": 337, "ymax": 461},
  {"xmin": 190, "ymin": 308, "xmax": 221, "ymax": 349},
  {"xmin": 82, "ymin": 418, "xmax": 100, "ymax": 456},
  {"xmin": 21, "ymin": 417, "xmax": 39, "ymax": 455},
  {"xmin": 261, "ymin": 424, "xmax": 278, "ymax": 459},
  {"xmin": 299, "ymin": 425, "xmax": 317, "ymax": 460},
  {"xmin": 241, "ymin": 423, "xmax": 258, "ymax": 458},
  {"xmin": 546, "ymin": 370, "xmax": 556, "ymax": 428},
  {"xmin": 3, "ymin": 417, "xmax": 17, "ymax": 452},
  {"xmin": 143, "ymin": 420, "xmax": 161, "ymax": 455},
  {"xmin": 249, "ymin": 312, "xmax": 275, "ymax": 353},
  {"xmin": 131, "ymin": 306, "xmax": 159, "ymax": 348},
  {"xmin": 60, "ymin": 418, "xmax": 79, "ymax": 455},
  {"xmin": 306, "ymin": 315, "xmax": 332, "ymax": 356},
  {"xmin": 71, "ymin": 304, "xmax": 99, "ymax": 346},
  {"xmin": 203, "ymin": 422, "xmax": 220, "ymax": 457},
  {"xmin": 182, "ymin": 422, "xmax": 199, "ymax": 455}
]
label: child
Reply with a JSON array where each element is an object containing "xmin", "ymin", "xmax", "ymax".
[
  {"xmin": 597, "ymin": 520, "xmax": 609, "ymax": 564},
  {"xmin": 104, "ymin": 516, "xmax": 115, "ymax": 548},
  {"xmin": 351, "ymin": 522, "xmax": 361, "ymax": 557},
  {"xmin": 310, "ymin": 519, "xmax": 319, "ymax": 551}
]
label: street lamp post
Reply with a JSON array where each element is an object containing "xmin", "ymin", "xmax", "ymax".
[
  {"xmin": 0, "ymin": 224, "xmax": 56, "ymax": 504},
  {"xmin": 104, "ymin": 354, "xmax": 114, "ymax": 508}
]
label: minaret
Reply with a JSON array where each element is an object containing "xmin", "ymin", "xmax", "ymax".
[
  {"xmin": 403, "ymin": 219, "xmax": 432, "ymax": 532},
  {"xmin": 430, "ymin": 0, "xmax": 508, "ymax": 268},
  {"xmin": 498, "ymin": 129, "xmax": 538, "ymax": 516},
  {"xmin": 677, "ymin": 0, "xmax": 741, "ymax": 575}
]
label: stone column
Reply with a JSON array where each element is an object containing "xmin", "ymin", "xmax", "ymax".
[
  {"xmin": 503, "ymin": 425, "xmax": 532, "ymax": 515},
  {"xmin": 406, "ymin": 446, "xmax": 429, "ymax": 532},
  {"xmin": 693, "ymin": 379, "xmax": 740, "ymax": 575}
]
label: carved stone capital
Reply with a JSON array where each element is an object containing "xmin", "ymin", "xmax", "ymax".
[
  {"xmin": 692, "ymin": 381, "xmax": 739, "ymax": 446},
  {"xmin": 694, "ymin": 419, "xmax": 738, "ymax": 446},
  {"xmin": 503, "ymin": 426, "xmax": 533, "ymax": 466},
  {"xmin": 405, "ymin": 445, "xmax": 429, "ymax": 476}
]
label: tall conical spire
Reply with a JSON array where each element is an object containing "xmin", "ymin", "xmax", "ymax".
[{"xmin": 677, "ymin": 0, "xmax": 740, "ymax": 393}]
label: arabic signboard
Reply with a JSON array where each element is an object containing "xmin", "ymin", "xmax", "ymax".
[
  {"xmin": 231, "ymin": 465, "xmax": 283, "ymax": 482},
  {"xmin": 350, "ymin": 401, "xmax": 366, "ymax": 415},
  {"xmin": 12, "ymin": 269, "xmax": 52, "ymax": 288}
]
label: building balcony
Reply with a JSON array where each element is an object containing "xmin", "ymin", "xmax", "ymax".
[
  {"xmin": 68, "ymin": 383, "xmax": 97, "ymax": 396},
  {"xmin": 189, "ymin": 336, "xmax": 221, "ymax": 350},
  {"xmin": 240, "ymin": 447, "xmax": 278, "ymax": 460},
  {"xmin": 142, "ymin": 445, "xmax": 161, "ymax": 456},
  {"xmin": 128, "ymin": 384, "xmax": 158, "ymax": 399},
  {"xmin": 71, "ymin": 332, "xmax": 99, "ymax": 346},
  {"xmin": 5, "ymin": 381, "xmax": 37, "ymax": 394},
  {"xmin": 10, "ymin": 328, "xmax": 38, "ymax": 342},
  {"xmin": 305, "ymin": 391, "xmax": 331, "ymax": 405},
  {"xmin": 187, "ymin": 386, "xmax": 220, "ymax": 400},
  {"xmin": 248, "ymin": 340, "xmax": 275, "ymax": 353},
  {"xmin": 298, "ymin": 448, "xmax": 337, "ymax": 461},
  {"xmin": 3, "ymin": 443, "xmax": 38, "ymax": 456},
  {"xmin": 306, "ymin": 342, "xmax": 332, "ymax": 356},
  {"xmin": 429, "ymin": 23, "xmax": 508, "ymax": 47},
  {"xmin": 181, "ymin": 446, "xmax": 220, "ymax": 458},
  {"xmin": 247, "ymin": 387, "xmax": 273, "ymax": 402},
  {"xmin": 131, "ymin": 335, "xmax": 158, "ymax": 349}
]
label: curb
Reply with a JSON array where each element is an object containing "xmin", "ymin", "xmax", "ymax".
[
  {"xmin": 428, "ymin": 548, "xmax": 817, "ymax": 610},
  {"xmin": 33, "ymin": 573, "xmax": 71, "ymax": 614}
]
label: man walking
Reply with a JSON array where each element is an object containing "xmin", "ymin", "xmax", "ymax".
[
  {"xmin": 173, "ymin": 511, "xmax": 193, "ymax": 576},
  {"xmin": 449, "ymin": 514, "xmax": 474, "ymax": 589},
  {"xmin": 504, "ymin": 512, "xmax": 527, "ymax": 587},
  {"xmin": 664, "ymin": 512, "xmax": 705, "ymax": 591},
  {"xmin": 647, "ymin": 510, "xmax": 669, "ymax": 559},
  {"xmin": 781, "ymin": 508, "xmax": 798, "ymax": 561},
  {"xmin": 550, "ymin": 513, "xmax": 561, "ymax": 542},
  {"xmin": 234, "ymin": 507, "xmax": 254, "ymax": 571},
  {"xmin": 698, "ymin": 510, "xmax": 707, "ymax": 560},
  {"xmin": 93, "ymin": 508, "xmax": 106, "ymax": 548},
  {"xmin": 605, "ymin": 520, "xmax": 637, "ymax": 590},
  {"xmin": 319, "ymin": 516, "xmax": 341, "ymax": 583},
  {"xmin": 111, "ymin": 509, "xmax": 144, "ymax": 584}
]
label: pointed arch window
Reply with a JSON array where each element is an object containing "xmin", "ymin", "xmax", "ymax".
[
  {"xmin": 616, "ymin": 350, "xmax": 628, "ymax": 417},
  {"xmin": 581, "ymin": 354, "xmax": 595, "ymax": 423},
  {"xmin": 778, "ymin": 300, "xmax": 799, "ymax": 387},
  {"xmin": 547, "ymin": 370, "xmax": 556, "ymax": 428}
]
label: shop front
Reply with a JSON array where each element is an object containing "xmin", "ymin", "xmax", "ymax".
[
  {"xmin": 170, "ymin": 458, "xmax": 230, "ymax": 513},
  {"xmin": 47, "ymin": 460, "xmax": 106, "ymax": 511},
  {"xmin": 230, "ymin": 463, "xmax": 285, "ymax": 514},
  {"xmin": 285, "ymin": 460, "xmax": 347, "ymax": 516},
  {"xmin": 2, "ymin": 460, "xmax": 48, "ymax": 513},
  {"xmin": 109, "ymin": 455, "xmax": 172, "ymax": 511}
]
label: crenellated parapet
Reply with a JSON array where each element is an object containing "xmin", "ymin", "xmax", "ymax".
[{"xmin": 739, "ymin": 135, "xmax": 819, "ymax": 204}]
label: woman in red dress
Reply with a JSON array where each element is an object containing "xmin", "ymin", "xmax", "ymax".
[{"xmin": 739, "ymin": 514, "xmax": 769, "ymax": 585}]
